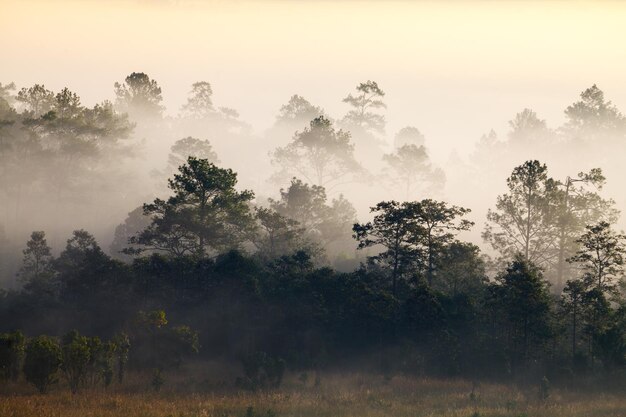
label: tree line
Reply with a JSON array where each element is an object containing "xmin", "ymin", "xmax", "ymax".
[{"xmin": 2, "ymin": 155, "xmax": 625, "ymax": 392}]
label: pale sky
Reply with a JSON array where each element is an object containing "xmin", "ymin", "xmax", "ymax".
[{"xmin": 2, "ymin": 0, "xmax": 626, "ymax": 160}]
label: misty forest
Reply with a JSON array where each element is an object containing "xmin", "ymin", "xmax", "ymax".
[{"xmin": 4, "ymin": 3, "xmax": 626, "ymax": 416}]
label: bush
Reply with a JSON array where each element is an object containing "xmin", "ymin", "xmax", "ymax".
[
  {"xmin": 24, "ymin": 335, "xmax": 61, "ymax": 393},
  {"xmin": 61, "ymin": 330, "xmax": 91, "ymax": 394},
  {"xmin": 0, "ymin": 330, "xmax": 26, "ymax": 381}
]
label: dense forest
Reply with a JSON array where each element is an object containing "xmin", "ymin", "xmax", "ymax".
[{"xmin": 2, "ymin": 74, "xmax": 626, "ymax": 394}]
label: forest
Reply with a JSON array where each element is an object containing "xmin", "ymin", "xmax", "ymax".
[{"xmin": 1, "ymin": 72, "xmax": 626, "ymax": 405}]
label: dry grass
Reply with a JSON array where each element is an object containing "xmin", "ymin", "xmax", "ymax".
[{"xmin": 1, "ymin": 372, "xmax": 626, "ymax": 417}]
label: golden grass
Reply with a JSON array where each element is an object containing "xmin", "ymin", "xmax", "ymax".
[{"xmin": 1, "ymin": 373, "xmax": 625, "ymax": 417}]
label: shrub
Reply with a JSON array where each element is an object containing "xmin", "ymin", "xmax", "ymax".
[
  {"xmin": 0, "ymin": 330, "xmax": 26, "ymax": 381},
  {"xmin": 24, "ymin": 335, "xmax": 61, "ymax": 393}
]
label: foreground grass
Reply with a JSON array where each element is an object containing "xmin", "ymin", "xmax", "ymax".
[{"xmin": 2, "ymin": 373, "xmax": 626, "ymax": 417}]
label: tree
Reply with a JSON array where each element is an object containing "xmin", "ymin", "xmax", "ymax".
[
  {"xmin": 487, "ymin": 257, "xmax": 552, "ymax": 368},
  {"xmin": 353, "ymin": 199, "xmax": 471, "ymax": 293},
  {"xmin": 60, "ymin": 330, "xmax": 91, "ymax": 394},
  {"xmin": 271, "ymin": 116, "xmax": 362, "ymax": 189},
  {"xmin": 24, "ymin": 335, "xmax": 61, "ymax": 393},
  {"xmin": 16, "ymin": 84, "xmax": 55, "ymax": 117},
  {"xmin": 483, "ymin": 160, "xmax": 557, "ymax": 267},
  {"xmin": 112, "ymin": 332, "xmax": 130, "ymax": 384},
  {"xmin": 434, "ymin": 242, "xmax": 487, "ymax": 297},
  {"xmin": 253, "ymin": 207, "xmax": 308, "ymax": 260},
  {"xmin": 560, "ymin": 279, "xmax": 586, "ymax": 360},
  {"xmin": 0, "ymin": 330, "xmax": 25, "ymax": 381},
  {"xmin": 552, "ymin": 169, "xmax": 618, "ymax": 289},
  {"xmin": 567, "ymin": 221, "xmax": 626, "ymax": 295},
  {"xmin": 180, "ymin": 81, "xmax": 215, "ymax": 118},
  {"xmin": 275, "ymin": 95, "xmax": 324, "ymax": 127},
  {"xmin": 19, "ymin": 231, "xmax": 54, "ymax": 293},
  {"xmin": 353, "ymin": 201, "xmax": 419, "ymax": 296},
  {"xmin": 406, "ymin": 199, "xmax": 473, "ymax": 285},
  {"xmin": 508, "ymin": 108, "xmax": 551, "ymax": 145},
  {"xmin": 167, "ymin": 136, "xmax": 219, "ymax": 172},
  {"xmin": 394, "ymin": 126, "xmax": 425, "ymax": 148},
  {"xmin": 562, "ymin": 84, "xmax": 626, "ymax": 143},
  {"xmin": 53, "ymin": 87, "xmax": 82, "ymax": 119},
  {"xmin": 130, "ymin": 157, "xmax": 256, "ymax": 257},
  {"xmin": 342, "ymin": 80, "xmax": 386, "ymax": 134},
  {"xmin": 383, "ymin": 144, "xmax": 445, "ymax": 199},
  {"xmin": 269, "ymin": 178, "xmax": 356, "ymax": 255},
  {"xmin": 114, "ymin": 72, "xmax": 164, "ymax": 119}
]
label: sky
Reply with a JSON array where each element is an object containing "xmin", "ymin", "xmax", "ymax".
[{"xmin": 2, "ymin": 0, "xmax": 626, "ymax": 161}]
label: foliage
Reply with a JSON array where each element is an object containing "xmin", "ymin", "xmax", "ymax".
[
  {"xmin": 0, "ymin": 330, "xmax": 25, "ymax": 381},
  {"xmin": 23, "ymin": 335, "xmax": 61, "ymax": 393},
  {"xmin": 130, "ymin": 157, "xmax": 255, "ymax": 257}
]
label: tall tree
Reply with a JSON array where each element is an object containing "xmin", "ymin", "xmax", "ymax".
[
  {"xmin": 18, "ymin": 231, "xmax": 54, "ymax": 293},
  {"xmin": 269, "ymin": 178, "xmax": 356, "ymax": 256},
  {"xmin": 483, "ymin": 160, "xmax": 557, "ymax": 267},
  {"xmin": 353, "ymin": 201, "xmax": 422, "ymax": 297},
  {"xmin": 16, "ymin": 84, "xmax": 54, "ymax": 117},
  {"xmin": 253, "ymin": 207, "xmax": 308, "ymax": 261},
  {"xmin": 383, "ymin": 144, "xmax": 445, "ymax": 199},
  {"xmin": 562, "ymin": 84, "xmax": 626, "ymax": 143},
  {"xmin": 411, "ymin": 199, "xmax": 473, "ymax": 285},
  {"xmin": 353, "ymin": 199, "xmax": 472, "ymax": 294},
  {"xmin": 341, "ymin": 80, "xmax": 386, "ymax": 134},
  {"xmin": 130, "ymin": 157, "xmax": 256, "ymax": 257},
  {"xmin": 180, "ymin": 81, "xmax": 215, "ymax": 119},
  {"xmin": 114, "ymin": 72, "xmax": 164, "ymax": 119},
  {"xmin": 487, "ymin": 257, "xmax": 552, "ymax": 368},
  {"xmin": 567, "ymin": 221, "xmax": 626, "ymax": 295},
  {"xmin": 275, "ymin": 95, "xmax": 324, "ymax": 127},
  {"xmin": 552, "ymin": 169, "xmax": 618, "ymax": 290},
  {"xmin": 271, "ymin": 116, "xmax": 361, "ymax": 189}
]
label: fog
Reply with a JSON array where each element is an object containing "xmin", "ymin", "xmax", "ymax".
[{"xmin": 2, "ymin": 0, "xmax": 626, "ymax": 286}]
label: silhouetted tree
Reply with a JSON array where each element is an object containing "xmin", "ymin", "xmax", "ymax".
[
  {"xmin": 483, "ymin": 160, "xmax": 557, "ymax": 267},
  {"xmin": 342, "ymin": 80, "xmax": 386, "ymax": 134},
  {"xmin": 130, "ymin": 157, "xmax": 256, "ymax": 257}
]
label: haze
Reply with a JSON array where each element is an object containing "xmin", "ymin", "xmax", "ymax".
[{"xmin": 4, "ymin": 0, "xmax": 626, "ymax": 160}]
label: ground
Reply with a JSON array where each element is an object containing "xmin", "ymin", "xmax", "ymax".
[{"xmin": 2, "ymin": 373, "xmax": 626, "ymax": 417}]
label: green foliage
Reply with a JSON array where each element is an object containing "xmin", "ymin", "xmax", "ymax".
[
  {"xmin": 60, "ymin": 330, "xmax": 91, "ymax": 394},
  {"xmin": 24, "ymin": 335, "xmax": 61, "ymax": 393},
  {"xmin": 568, "ymin": 221, "xmax": 626, "ymax": 295},
  {"xmin": 354, "ymin": 199, "xmax": 472, "ymax": 295},
  {"xmin": 0, "ymin": 330, "xmax": 25, "ymax": 381},
  {"xmin": 135, "ymin": 310, "xmax": 200, "ymax": 370},
  {"xmin": 487, "ymin": 257, "xmax": 553, "ymax": 369},
  {"xmin": 130, "ymin": 157, "xmax": 255, "ymax": 258}
]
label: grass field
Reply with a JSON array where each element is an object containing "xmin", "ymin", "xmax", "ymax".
[{"xmin": 2, "ymin": 372, "xmax": 626, "ymax": 417}]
